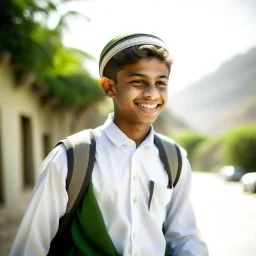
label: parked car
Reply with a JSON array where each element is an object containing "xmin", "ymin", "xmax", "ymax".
[
  {"xmin": 241, "ymin": 172, "xmax": 256, "ymax": 193},
  {"xmin": 219, "ymin": 165, "xmax": 246, "ymax": 181}
]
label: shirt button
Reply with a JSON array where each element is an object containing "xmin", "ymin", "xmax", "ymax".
[
  {"xmin": 133, "ymin": 198, "xmax": 137, "ymax": 203},
  {"xmin": 133, "ymin": 232, "xmax": 136, "ymax": 238},
  {"xmin": 133, "ymin": 176, "xmax": 136, "ymax": 180}
]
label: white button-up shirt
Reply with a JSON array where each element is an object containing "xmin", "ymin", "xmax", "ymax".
[{"xmin": 10, "ymin": 113, "xmax": 209, "ymax": 256}]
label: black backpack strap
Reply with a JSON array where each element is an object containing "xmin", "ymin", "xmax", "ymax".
[
  {"xmin": 172, "ymin": 143, "xmax": 182, "ymax": 187},
  {"xmin": 47, "ymin": 129, "xmax": 96, "ymax": 255},
  {"xmin": 154, "ymin": 134, "xmax": 182, "ymax": 188}
]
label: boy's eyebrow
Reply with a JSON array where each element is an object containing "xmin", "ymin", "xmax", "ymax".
[{"xmin": 127, "ymin": 72, "xmax": 169, "ymax": 79}]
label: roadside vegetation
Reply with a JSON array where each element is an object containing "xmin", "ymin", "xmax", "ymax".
[
  {"xmin": 172, "ymin": 130, "xmax": 207, "ymax": 165},
  {"xmin": 223, "ymin": 124, "xmax": 256, "ymax": 172},
  {"xmin": 173, "ymin": 124, "xmax": 256, "ymax": 173}
]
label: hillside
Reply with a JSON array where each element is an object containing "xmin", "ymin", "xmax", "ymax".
[
  {"xmin": 154, "ymin": 108, "xmax": 191, "ymax": 136},
  {"xmin": 169, "ymin": 47, "xmax": 256, "ymax": 135}
]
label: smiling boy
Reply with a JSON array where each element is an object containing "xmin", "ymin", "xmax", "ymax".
[
  {"xmin": 10, "ymin": 33, "xmax": 209, "ymax": 256},
  {"xmin": 103, "ymin": 57, "xmax": 168, "ymax": 145}
]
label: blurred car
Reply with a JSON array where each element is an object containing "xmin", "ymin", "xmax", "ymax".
[
  {"xmin": 241, "ymin": 172, "xmax": 256, "ymax": 193},
  {"xmin": 219, "ymin": 165, "xmax": 246, "ymax": 181}
]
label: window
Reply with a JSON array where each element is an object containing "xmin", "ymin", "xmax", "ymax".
[
  {"xmin": 21, "ymin": 116, "xmax": 34, "ymax": 188},
  {"xmin": 0, "ymin": 109, "xmax": 4, "ymax": 203},
  {"xmin": 43, "ymin": 133, "xmax": 51, "ymax": 158}
]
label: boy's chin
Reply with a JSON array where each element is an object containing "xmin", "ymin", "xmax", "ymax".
[{"xmin": 138, "ymin": 115, "xmax": 160, "ymax": 125}]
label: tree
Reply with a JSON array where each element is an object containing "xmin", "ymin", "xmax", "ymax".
[{"xmin": 0, "ymin": 0, "xmax": 103, "ymax": 105}]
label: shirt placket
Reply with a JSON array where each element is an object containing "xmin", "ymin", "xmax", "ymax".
[{"xmin": 130, "ymin": 151, "xmax": 140, "ymax": 256}]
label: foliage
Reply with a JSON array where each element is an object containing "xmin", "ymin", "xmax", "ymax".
[
  {"xmin": 193, "ymin": 136, "xmax": 225, "ymax": 172},
  {"xmin": 223, "ymin": 124, "xmax": 256, "ymax": 171},
  {"xmin": 1, "ymin": 0, "xmax": 62, "ymax": 72},
  {"xmin": 44, "ymin": 72, "xmax": 103, "ymax": 106},
  {"xmin": 0, "ymin": 0, "xmax": 103, "ymax": 105},
  {"xmin": 173, "ymin": 130, "xmax": 208, "ymax": 164}
]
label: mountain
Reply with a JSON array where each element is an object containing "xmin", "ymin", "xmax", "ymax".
[
  {"xmin": 154, "ymin": 108, "xmax": 191, "ymax": 136},
  {"xmin": 169, "ymin": 46, "xmax": 256, "ymax": 135}
]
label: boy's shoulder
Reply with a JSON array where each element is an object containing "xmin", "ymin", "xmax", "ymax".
[
  {"xmin": 154, "ymin": 132, "xmax": 187, "ymax": 157},
  {"xmin": 154, "ymin": 132, "xmax": 176, "ymax": 144},
  {"xmin": 153, "ymin": 132, "xmax": 183, "ymax": 188}
]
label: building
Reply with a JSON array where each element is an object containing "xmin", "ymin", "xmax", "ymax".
[{"xmin": 0, "ymin": 60, "xmax": 106, "ymax": 215}]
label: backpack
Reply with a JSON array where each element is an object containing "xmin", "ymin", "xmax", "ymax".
[{"xmin": 47, "ymin": 129, "xmax": 182, "ymax": 255}]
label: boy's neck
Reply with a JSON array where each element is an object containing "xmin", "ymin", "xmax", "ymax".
[{"xmin": 113, "ymin": 119, "xmax": 151, "ymax": 148}]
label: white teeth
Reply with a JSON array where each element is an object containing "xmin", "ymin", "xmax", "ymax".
[{"xmin": 137, "ymin": 103, "xmax": 158, "ymax": 109}]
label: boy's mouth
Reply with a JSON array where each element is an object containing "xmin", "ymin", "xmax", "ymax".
[{"xmin": 136, "ymin": 103, "xmax": 159, "ymax": 109}]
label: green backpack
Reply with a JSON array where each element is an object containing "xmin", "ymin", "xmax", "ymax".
[{"xmin": 47, "ymin": 129, "xmax": 182, "ymax": 255}]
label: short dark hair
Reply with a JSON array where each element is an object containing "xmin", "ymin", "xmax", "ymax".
[{"xmin": 103, "ymin": 45, "xmax": 172, "ymax": 83}]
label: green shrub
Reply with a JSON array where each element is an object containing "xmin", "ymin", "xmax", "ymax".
[
  {"xmin": 223, "ymin": 124, "xmax": 256, "ymax": 171},
  {"xmin": 173, "ymin": 130, "xmax": 208, "ymax": 165},
  {"xmin": 193, "ymin": 136, "xmax": 225, "ymax": 172}
]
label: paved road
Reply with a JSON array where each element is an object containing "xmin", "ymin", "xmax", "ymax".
[{"xmin": 191, "ymin": 172, "xmax": 256, "ymax": 256}]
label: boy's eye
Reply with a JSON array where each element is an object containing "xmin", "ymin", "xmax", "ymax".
[
  {"xmin": 130, "ymin": 80, "xmax": 145, "ymax": 85},
  {"xmin": 156, "ymin": 81, "xmax": 167, "ymax": 86},
  {"xmin": 129, "ymin": 79, "xmax": 168, "ymax": 86}
]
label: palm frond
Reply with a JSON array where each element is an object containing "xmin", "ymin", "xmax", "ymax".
[
  {"xmin": 54, "ymin": 10, "xmax": 90, "ymax": 31},
  {"xmin": 67, "ymin": 47, "xmax": 96, "ymax": 61}
]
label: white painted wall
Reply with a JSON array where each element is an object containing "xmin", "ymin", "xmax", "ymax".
[
  {"xmin": 0, "ymin": 66, "xmax": 75, "ymax": 213},
  {"xmin": 0, "ymin": 64, "xmax": 108, "ymax": 215}
]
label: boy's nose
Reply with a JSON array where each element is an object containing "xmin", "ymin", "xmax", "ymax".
[{"xmin": 143, "ymin": 84, "xmax": 159, "ymax": 100}]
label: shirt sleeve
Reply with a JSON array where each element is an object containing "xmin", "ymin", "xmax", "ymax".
[
  {"xmin": 9, "ymin": 145, "xmax": 68, "ymax": 256},
  {"xmin": 164, "ymin": 148, "xmax": 209, "ymax": 256}
]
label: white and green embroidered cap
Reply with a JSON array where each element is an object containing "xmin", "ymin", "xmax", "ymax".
[{"xmin": 99, "ymin": 33, "xmax": 169, "ymax": 77}]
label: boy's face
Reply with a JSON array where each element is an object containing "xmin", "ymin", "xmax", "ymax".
[{"xmin": 109, "ymin": 57, "xmax": 169, "ymax": 126}]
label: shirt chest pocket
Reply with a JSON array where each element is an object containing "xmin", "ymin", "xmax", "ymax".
[{"xmin": 148, "ymin": 181, "xmax": 173, "ymax": 223}]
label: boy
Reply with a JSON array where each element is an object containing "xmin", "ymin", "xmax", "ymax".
[{"xmin": 10, "ymin": 33, "xmax": 209, "ymax": 255}]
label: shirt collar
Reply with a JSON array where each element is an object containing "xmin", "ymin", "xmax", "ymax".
[{"xmin": 102, "ymin": 113, "xmax": 155, "ymax": 148}]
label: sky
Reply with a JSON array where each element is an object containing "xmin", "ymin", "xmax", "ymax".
[{"xmin": 56, "ymin": 0, "xmax": 256, "ymax": 95}]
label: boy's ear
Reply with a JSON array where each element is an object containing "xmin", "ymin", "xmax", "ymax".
[{"xmin": 100, "ymin": 77, "xmax": 116, "ymax": 98}]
